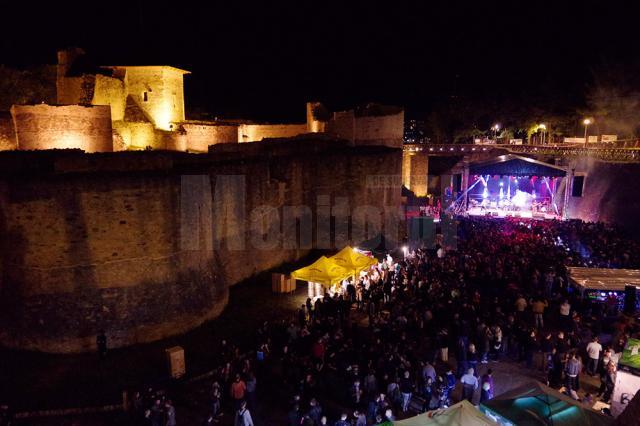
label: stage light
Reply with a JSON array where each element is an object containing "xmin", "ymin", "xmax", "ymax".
[{"xmin": 499, "ymin": 181, "xmax": 504, "ymax": 187}]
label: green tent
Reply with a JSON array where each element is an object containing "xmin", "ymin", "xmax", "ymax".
[
  {"xmin": 619, "ymin": 338, "xmax": 640, "ymax": 372},
  {"xmin": 480, "ymin": 381, "xmax": 613, "ymax": 426}
]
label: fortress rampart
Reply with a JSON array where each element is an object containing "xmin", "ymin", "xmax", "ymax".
[
  {"xmin": 11, "ymin": 104, "xmax": 113, "ymax": 152},
  {"xmin": 0, "ymin": 139, "xmax": 402, "ymax": 353}
]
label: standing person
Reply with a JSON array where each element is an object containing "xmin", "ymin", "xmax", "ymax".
[
  {"xmin": 564, "ymin": 352, "xmax": 581, "ymax": 393},
  {"xmin": 559, "ymin": 300, "xmax": 571, "ymax": 331},
  {"xmin": 444, "ymin": 367, "xmax": 456, "ymax": 404},
  {"xmin": 422, "ymin": 377, "xmax": 434, "ymax": 413},
  {"xmin": 298, "ymin": 304, "xmax": 307, "ymax": 326},
  {"xmin": 525, "ymin": 329, "xmax": 538, "ymax": 369},
  {"xmin": 399, "ymin": 370, "xmax": 413, "ymax": 413},
  {"xmin": 149, "ymin": 399, "xmax": 164, "ymax": 426},
  {"xmin": 354, "ymin": 410, "xmax": 367, "ymax": 426},
  {"xmin": 334, "ymin": 413, "xmax": 349, "ymax": 426},
  {"xmin": 230, "ymin": 374, "xmax": 246, "ymax": 411},
  {"xmin": 234, "ymin": 401, "xmax": 254, "ymax": 426},
  {"xmin": 165, "ymin": 400, "xmax": 176, "ymax": 426},
  {"xmin": 480, "ymin": 369, "xmax": 494, "ymax": 402},
  {"xmin": 460, "ymin": 368, "xmax": 478, "ymax": 403},
  {"xmin": 287, "ymin": 404, "xmax": 301, "ymax": 426},
  {"xmin": 306, "ymin": 399, "xmax": 322, "ymax": 425},
  {"xmin": 96, "ymin": 330, "xmax": 107, "ymax": 360},
  {"xmin": 351, "ymin": 379, "xmax": 363, "ymax": 407},
  {"xmin": 438, "ymin": 329, "xmax": 449, "ymax": 363},
  {"xmin": 586, "ymin": 336, "xmax": 602, "ymax": 377},
  {"xmin": 480, "ymin": 382, "xmax": 493, "ymax": 403},
  {"xmin": 422, "ymin": 361, "xmax": 436, "ymax": 384},
  {"xmin": 245, "ymin": 372, "xmax": 257, "ymax": 412},
  {"xmin": 210, "ymin": 382, "xmax": 223, "ymax": 418},
  {"xmin": 514, "ymin": 294, "xmax": 527, "ymax": 322},
  {"xmin": 467, "ymin": 344, "xmax": 479, "ymax": 376},
  {"xmin": 532, "ymin": 298, "xmax": 548, "ymax": 329},
  {"xmin": 602, "ymin": 362, "xmax": 617, "ymax": 403}
]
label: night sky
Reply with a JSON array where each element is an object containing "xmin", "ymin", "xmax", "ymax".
[{"xmin": 1, "ymin": 1, "xmax": 638, "ymax": 122}]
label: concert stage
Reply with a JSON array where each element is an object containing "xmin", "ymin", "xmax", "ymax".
[
  {"xmin": 452, "ymin": 154, "xmax": 569, "ymax": 220},
  {"xmin": 466, "ymin": 206, "xmax": 561, "ymax": 220}
]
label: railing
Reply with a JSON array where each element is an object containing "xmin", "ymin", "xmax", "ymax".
[{"xmin": 403, "ymin": 142, "xmax": 640, "ymax": 162}]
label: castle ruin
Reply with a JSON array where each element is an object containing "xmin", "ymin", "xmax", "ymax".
[{"xmin": 0, "ymin": 48, "xmax": 404, "ymax": 153}]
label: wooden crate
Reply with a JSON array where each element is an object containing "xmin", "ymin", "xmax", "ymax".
[{"xmin": 165, "ymin": 346, "xmax": 185, "ymax": 378}]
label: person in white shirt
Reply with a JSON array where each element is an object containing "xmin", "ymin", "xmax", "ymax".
[
  {"xmin": 586, "ymin": 336, "xmax": 602, "ymax": 376},
  {"xmin": 460, "ymin": 368, "xmax": 478, "ymax": 402}
]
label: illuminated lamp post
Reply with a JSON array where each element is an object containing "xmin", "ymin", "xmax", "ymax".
[
  {"xmin": 492, "ymin": 124, "xmax": 501, "ymax": 142},
  {"xmin": 583, "ymin": 118, "xmax": 592, "ymax": 147}
]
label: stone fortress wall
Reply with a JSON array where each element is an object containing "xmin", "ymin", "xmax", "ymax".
[
  {"xmin": 0, "ymin": 140, "xmax": 403, "ymax": 353},
  {"xmin": 11, "ymin": 104, "xmax": 113, "ymax": 152},
  {"xmin": 0, "ymin": 49, "xmax": 404, "ymax": 153}
]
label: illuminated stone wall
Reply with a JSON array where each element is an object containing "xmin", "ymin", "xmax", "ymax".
[
  {"xmin": 11, "ymin": 104, "xmax": 113, "ymax": 152},
  {"xmin": 182, "ymin": 122, "xmax": 238, "ymax": 152},
  {"xmin": 0, "ymin": 141, "xmax": 402, "ymax": 352},
  {"xmin": 402, "ymin": 151, "xmax": 428, "ymax": 196},
  {"xmin": 238, "ymin": 123, "xmax": 308, "ymax": 142},
  {"xmin": 119, "ymin": 67, "xmax": 188, "ymax": 130},
  {"xmin": 92, "ymin": 74, "xmax": 126, "ymax": 121},
  {"xmin": 306, "ymin": 102, "xmax": 328, "ymax": 133}
]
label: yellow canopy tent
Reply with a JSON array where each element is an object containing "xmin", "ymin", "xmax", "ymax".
[
  {"xmin": 291, "ymin": 256, "xmax": 352, "ymax": 287},
  {"xmin": 329, "ymin": 246, "xmax": 378, "ymax": 278}
]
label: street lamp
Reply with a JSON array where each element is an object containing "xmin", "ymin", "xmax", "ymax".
[
  {"xmin": 583, "ymin": 118, "xmax": 592, "ymax": 147},
  {"xmin": 492, "ymin": 124, "xmax": 500, "ymax": 142}
]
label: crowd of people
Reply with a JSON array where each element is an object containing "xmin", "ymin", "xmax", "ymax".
[{"xmin": 129, "ymin": 217, "xmax": 640, "ymax": 425}]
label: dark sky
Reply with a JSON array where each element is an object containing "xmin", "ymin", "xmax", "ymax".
[{"xmin": 1, "ymin": 1, "xmax": 638, "ymax": 121}]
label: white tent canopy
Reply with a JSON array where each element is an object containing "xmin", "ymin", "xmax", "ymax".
[{"xmin": 394, "ymin": 400, "xmax": 496, "ymax": 426}]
